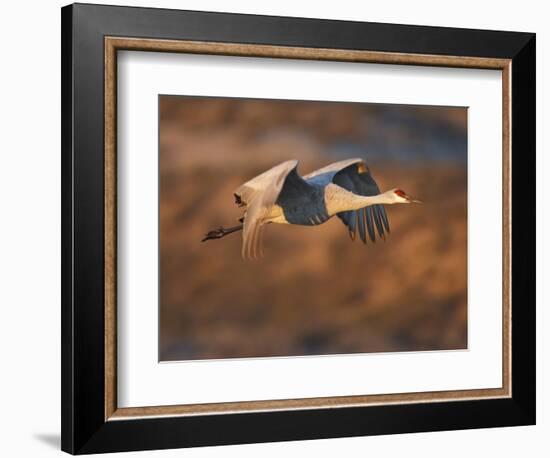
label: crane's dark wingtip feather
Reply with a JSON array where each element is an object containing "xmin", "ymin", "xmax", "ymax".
[
  {"xmin": 380, "ymin": 205, "xmax": 390, "ymax": 233},
  {"xmin": 373, "ymin": 206, "xmax": 385, "ymax": 239},
  {"xmin": 365, "ymin": 208, "xmax": 376, "ymax": 243},
  {"xmin": 357, "ymin": 209, "xmax": 367, "ymax": 244},
  {"xmin": 338, "ymin": 211, "xmax": 358, "ymax": 242}
]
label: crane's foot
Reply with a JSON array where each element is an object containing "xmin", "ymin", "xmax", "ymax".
[
  {"xmin": 201, "ymin": 224, "xmax": 243, "ymax": 242},
  {"xmin": 202, "ymin": 227, "xmax": 228, "ymax": 242}
]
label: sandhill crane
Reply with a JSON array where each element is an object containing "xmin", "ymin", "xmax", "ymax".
[{"xmin": 202, "ymin": 158, "xmax": 421, "ymax": 258}]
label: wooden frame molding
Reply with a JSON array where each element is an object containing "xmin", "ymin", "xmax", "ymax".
[{"xmin": 104, "ymin": 36, "xmax": 512, "ymax": 421}]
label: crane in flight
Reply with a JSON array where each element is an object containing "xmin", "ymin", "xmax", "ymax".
[{"xmin": 202, "ymin": 158, "xmax": 421, "ymax": 258}]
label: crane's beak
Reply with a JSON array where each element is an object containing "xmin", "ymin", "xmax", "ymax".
[{"xmin": 407, "ymin": 196, "xmax": 422, "ymax": 204}]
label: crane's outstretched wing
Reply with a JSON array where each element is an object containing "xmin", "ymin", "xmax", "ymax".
[
  {"xmin": 306, "ymin": 158, "xmax": 390, "ymax": 243},
  {"xmin": 235, "ymin": 160, "xmax": 311, "ymax": 259}
]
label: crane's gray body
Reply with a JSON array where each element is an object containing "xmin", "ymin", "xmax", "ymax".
[{"xmin": 233, "ymin": 158, "xmax": 394, "ymax": 258}]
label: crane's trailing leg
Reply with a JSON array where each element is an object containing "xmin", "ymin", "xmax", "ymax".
[{"xmin": 201, "ymin": 223, "xmax": 243, "ymax": 242}]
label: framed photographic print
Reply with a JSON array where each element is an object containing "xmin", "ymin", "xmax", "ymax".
[{"xmin": 61, "ymin": 3, "xmax": 536, "ymax": 454}]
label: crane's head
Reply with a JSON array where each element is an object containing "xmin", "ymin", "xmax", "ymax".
[{"xmin": 388, "ymin": 188, "xmax": 422, "ymax": 204}]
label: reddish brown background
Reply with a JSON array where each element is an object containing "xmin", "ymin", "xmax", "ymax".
[{"xmin": 159, "ymin": 96, "xmax": 467, "ymax": 361}]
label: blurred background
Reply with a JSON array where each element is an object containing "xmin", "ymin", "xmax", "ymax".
[{"xmin": 159, "ymin": 95, "xmax": 467, "ymax": 361}]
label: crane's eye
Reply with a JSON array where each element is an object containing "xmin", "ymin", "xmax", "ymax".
[{"xmin": 394, "ymin": 189, "xmax": 407, "ymax": 198}]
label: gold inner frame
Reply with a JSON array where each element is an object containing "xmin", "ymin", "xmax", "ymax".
[{"xmin": 104, "ymin": 36, "xmax": 512, "ymax": 421}]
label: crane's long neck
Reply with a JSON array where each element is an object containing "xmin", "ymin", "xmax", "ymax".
[{"xmin": 325, "ymin": 184, "xmax": 394, "ymax": 215}]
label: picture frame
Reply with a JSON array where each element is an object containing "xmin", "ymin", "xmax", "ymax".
[{"xmin": 61, "ymin": 3, "xmax": 535, "ymax": 454}]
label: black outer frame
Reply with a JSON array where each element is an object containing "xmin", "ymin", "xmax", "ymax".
[{"xmin": 61, "ymin": 3, "xmax": 536, "ymax": 454}]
